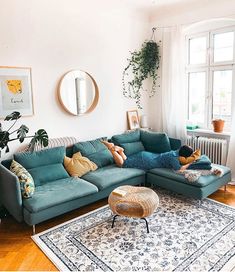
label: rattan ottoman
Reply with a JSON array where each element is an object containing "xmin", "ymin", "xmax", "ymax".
[{"xmin": 108, "ymin": 185, "xmax": 159, "ymax": 233}]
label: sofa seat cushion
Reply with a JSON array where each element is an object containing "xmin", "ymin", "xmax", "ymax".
[
  {"xmin": 23, "ymin": 177, "xmax": 98, "ymax": 213},
  {"xmin": 111, "ymin": 130, "xmax": 145, "ymax": 156},
  {"xmin": 82, "ymin": 165, "xmax": 145, "ymax": 190},
  {"xmin": 73, "ymin": 139, "xmax": 114, "ymax": 168},
  {"xmin": 148, "ymin": 164, "xmax": 230, "ymax": 188}
]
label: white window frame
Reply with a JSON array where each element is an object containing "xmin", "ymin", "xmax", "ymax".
[{"xmin": 186, "ymin": 25, "xmax": 235, "ymax": 130}]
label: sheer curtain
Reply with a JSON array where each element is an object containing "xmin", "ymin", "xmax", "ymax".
[
  {"xmin": 226, "ymin": 102, "xmax": 235, "ymax": 185},
  {"xmin": 160, "ymin": 26, "xmax": 187, "ymax": 142}
]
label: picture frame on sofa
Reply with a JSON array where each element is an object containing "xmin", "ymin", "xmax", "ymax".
[{"xmin": 127, "ymin": 110, "xmax": 140, "ymax": 130}]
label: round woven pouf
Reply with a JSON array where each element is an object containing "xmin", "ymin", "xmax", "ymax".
[{"xmin": 108, "ymin": 185, "xmax": 159, "ymax": 233}]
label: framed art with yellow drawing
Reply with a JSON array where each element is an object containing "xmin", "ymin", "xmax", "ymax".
[
  {"xmin": 0, "ymin": 67, "xmax": 34, "ymax": 118},
  {"xmin": 127, "ymin": 110, "xmax": 140, "ymax": 130}
]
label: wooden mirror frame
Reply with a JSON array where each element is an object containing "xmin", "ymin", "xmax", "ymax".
[{"xmin": 58, "ymin": 70, "xmax": 99, "ymax": 116}]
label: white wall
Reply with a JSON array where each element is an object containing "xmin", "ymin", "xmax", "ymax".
[
  {"xmin": 0, "ymin": 0, "xmax": 150, "ymax": 157},
  {"xmin": 148, "ymin": 0, "xmax": 235, "ymax": 131}
]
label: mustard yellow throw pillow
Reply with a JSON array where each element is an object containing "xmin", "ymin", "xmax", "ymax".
[
  {"xmin": 10, "ymin": 160, "xmax": 35, "ymax": 199},
  {"xmin": 64, "ymin": 152, "xmax": 98, "ymax": 177}
]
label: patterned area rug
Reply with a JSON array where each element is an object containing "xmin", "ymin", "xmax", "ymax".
[{"xmin": 32, "ymin": 189, "xmax": 235, "ymax": 271}]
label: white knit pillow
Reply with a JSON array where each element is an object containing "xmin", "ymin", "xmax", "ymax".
[{"xmin": 33, "ymin": 136, "xmax": 78, "ymax": 151}]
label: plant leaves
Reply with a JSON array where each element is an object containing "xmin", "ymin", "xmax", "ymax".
[
  {"xmin": 5, "ymin": 145, "xmax": 9, "ymax": 153},
  {"xmin": 17, "ymin": 125, "xmax": 29, "ymax": 143},
  {"xmin": 122, "ymin": 40, "xmax": 160, "ymax": 109},
  {"xmin": 4, "ymin": 111, "xmax": 21, "ymax": 121},
  {"xmin": 0, "ymin": 131, "xmax": 10, "ymax": 149},
  {"xmin": 28, "ymin": 129, "xmax": 49, "ymax": 152}
]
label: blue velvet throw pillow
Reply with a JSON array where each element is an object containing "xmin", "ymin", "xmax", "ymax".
[
  {"xmin": 14, "ymin": 146, "xmax": 69, "ymax": 186},
  {"xmin": 73, "ymin": 139, "xmax": 114, "ymax": 168},
  {"xmin": 140, "ymin": 130, "xmax": 171, "ymax": 154},
  {"xmin": 188, "ymin": 155, "xmax": 212, "ymax": 170}
]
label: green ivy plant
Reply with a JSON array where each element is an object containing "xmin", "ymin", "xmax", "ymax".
[
  {"xmin": 0, "ymin": 111, "xmax": 49, "ymax": 156},
  {"xmin": 122, "ymin": 40, "xmax": 160, "ymax": 109}
]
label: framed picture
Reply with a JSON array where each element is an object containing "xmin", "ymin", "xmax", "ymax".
[
  {"xmin": 127, "ymin": 110, "xmax": 140, "ymax": 130},
  {"xmin": 0, "ymin": 66, "xmax": 34, "ymax": 118}
]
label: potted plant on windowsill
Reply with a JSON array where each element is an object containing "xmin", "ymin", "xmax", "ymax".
[
  {"xmin": 0, "ymin": 111, "xmax": 49, "ymax": 157},
  {"xmin": 212, "ymin": 119, "xmax": 225, "ymax": 133}
]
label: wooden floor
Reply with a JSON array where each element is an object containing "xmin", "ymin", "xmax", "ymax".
[{"xmin": 0, "ymin": 185, "xmax": 235, "ymax": 271}]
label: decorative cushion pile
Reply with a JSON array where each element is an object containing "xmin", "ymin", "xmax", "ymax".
[
  {"xmin": 64, "ymin": 152, "xmax": 97, "ymax": 177},
  {"xmin": 10, "ymin": 160, "xmax": 35, "ymax": 198},
  {"xmin": 73, "ymin": 139, "xmax": 114, "ymax": 168}
]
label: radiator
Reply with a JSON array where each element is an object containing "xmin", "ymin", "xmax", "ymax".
[{"xmin": 186, "ymin": 136, "xmax": 228, "ymax": 165}]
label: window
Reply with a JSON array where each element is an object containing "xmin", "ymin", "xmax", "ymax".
[{"xmin": 186, "ymin": 27, "xmax": 235, "ymax": 130}]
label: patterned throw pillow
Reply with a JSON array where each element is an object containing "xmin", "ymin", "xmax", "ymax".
[
  {"xmin": 64, "ymin": 152, "xmax": 98, "ymax": 177},
  {"xmin": 10, "ymin": 160, "xmax": 35, "ymax": 199}
]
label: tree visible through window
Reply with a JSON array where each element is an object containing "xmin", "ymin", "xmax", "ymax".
[{"xmin": 186, "ymin": 27, "xmax": 235, "ymax": 131}]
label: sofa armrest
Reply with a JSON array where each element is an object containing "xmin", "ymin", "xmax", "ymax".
[
  {"xmin": 0, "ymin": 164, "xmax": 23, "ymax": 222},
  {"xmin": 169, "ymin": 138, "xmax": 181, "ymax": 150}
]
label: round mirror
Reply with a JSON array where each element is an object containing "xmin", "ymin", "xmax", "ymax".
[{"xmin": 58, "ymin": 70, "xmax": 99, "ymax": 115}]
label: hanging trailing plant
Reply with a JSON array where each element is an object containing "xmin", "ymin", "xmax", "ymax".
[{"xmin": 122, "ymin": 28, "xmax": 160, "ymax": 109}]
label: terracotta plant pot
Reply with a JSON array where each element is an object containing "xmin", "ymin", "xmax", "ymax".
[{"xmin": 212, "ymin": 119, "xmax": 225, "ymax": 133}]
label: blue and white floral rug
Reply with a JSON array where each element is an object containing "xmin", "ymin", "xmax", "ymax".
[{"xmin": 32, "ymin": 189, "xmax": 235, "ymax": 271}]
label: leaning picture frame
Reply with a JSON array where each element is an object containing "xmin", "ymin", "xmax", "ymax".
[
  {"xmin": 0, "ymin": 66, "xmax": 34, "ymax": 118},
  {"xmin": 127, "ymin": 110, "xmax": 140, "ymax": 130}
]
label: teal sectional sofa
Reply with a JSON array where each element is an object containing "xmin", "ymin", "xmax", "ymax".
[{"xmin": 0, "ymin": 130, "xmax": 231, "ymax": 232}]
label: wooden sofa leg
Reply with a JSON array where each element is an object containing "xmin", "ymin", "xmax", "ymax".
[
  {"xmin": 32, "ymin": 225, "xmax": 36, "ymax": 235},
  {"xmin": 224, "ymin": 185, "xmax": 227, "ymax": 192}
]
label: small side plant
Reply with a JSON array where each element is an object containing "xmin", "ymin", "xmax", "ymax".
[
  {"xmin": 0, "ymin": 111, "xmax": 48, "ymax": 156},
  {"xmin": 122, "ymin": 40, "xmax": 160, "ymax": 109}
]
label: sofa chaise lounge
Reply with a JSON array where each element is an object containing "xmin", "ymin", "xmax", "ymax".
[{"xmin": 0, "ymin": 130, "xmax": 231, "ymax": 233}]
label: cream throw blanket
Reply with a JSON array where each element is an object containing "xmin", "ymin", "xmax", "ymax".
[{"xmin": 176, "ymin": 167, "xmax": 224, "ymax": 182}]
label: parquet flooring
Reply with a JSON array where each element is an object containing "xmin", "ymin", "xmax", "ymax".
[{"xmin": 0, "ymin": 186, "xmax": 235, "ymax": 271}]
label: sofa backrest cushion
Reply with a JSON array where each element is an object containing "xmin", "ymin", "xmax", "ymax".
[
  {"xmin": 14, "ymin": 146, "xmax": 69, "ymax": 186},
  {"xmin": 111, "ymin": 130, "xmax": 145, "ymax": 156},
  {"xmin": 169, "ymin": 137, "xmax": 181, "ymax": 151},
  {"xmin": 73, "ymin": 139, "xmax": 114, "ymax": 168},
  {"xmin": 140, "ymin": 130, "xmax": 171, "ymax": 153}
]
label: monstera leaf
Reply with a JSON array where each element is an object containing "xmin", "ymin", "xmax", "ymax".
[
  {"xmin": 0, "ymin": 111, "xmax": 49, "ymax": 156},
  {"xmin": 4, "ymin": 111, "xmax": 21, "ymax": 121},
  {"xmin": 0, "ymin": 131, "xmax": 9, "ymax": 149},
  {"xmin": 28, "ymin": 129, "xmax": 49, "ymax": 152},
  {"xmin": 17, "ymin": 125, "xmax": 29, "ymax": 143}
]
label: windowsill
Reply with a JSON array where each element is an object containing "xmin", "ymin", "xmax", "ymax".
[{"xmin": 187, "ymin": 128, "xmax": 231, "ymax": 139}]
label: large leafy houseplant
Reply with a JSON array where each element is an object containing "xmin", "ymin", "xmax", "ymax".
[
  {"xmin": 0, "ymin": 111, "xmax": 48, "ymax": 156},
  {"xmin": 122, "ymin": 40, "xmax": 160, "ymax": 109}
]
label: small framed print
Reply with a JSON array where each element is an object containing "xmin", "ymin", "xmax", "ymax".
[
  {"xmin": 0, "ymin": 66, "xmax": 34, "ymax": 118},
  {"xmin": 127, "ymin": 110, "xmax": 140, "ymax": 130}
]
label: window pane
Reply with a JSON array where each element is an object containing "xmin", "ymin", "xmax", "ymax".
[
  {"xmin": 214, "ymin": 32, "xmax": 234, "ymax": 62},
  {"xmin": 189, "ymin": 36, "xmax": 207, "ymax": 64},
  {"xmin": 188, "ymin": 72, "xmax": 206, "ymax": 124},
  {"xmin": 213, "ymin": 70, "xmax": 232, "ymax": 129}
]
